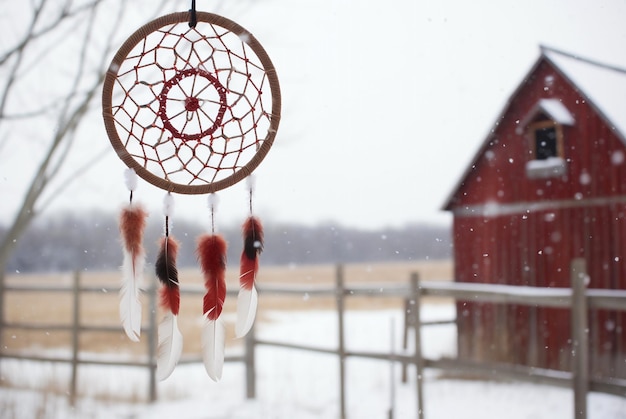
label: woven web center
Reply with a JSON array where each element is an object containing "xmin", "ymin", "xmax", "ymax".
[
  {"xmin": 158, "ymin": 68, "xmax": 227, "ymax": 142},
  {"xmin": 185, "ymin": 96, "xmax": 200, "ymax": 112}
]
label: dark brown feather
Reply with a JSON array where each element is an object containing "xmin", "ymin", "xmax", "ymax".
[
  {"xmin": 155, "ymin": 236, "xmax": 180, "ymax": 315},
  {"xmin": 240, "ymin": 217, "xmax": 264, "ymax": 290}
]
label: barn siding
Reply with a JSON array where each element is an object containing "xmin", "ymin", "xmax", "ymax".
[
  {"xmin": 455, "ymin": 204, "xmax": 626, "ymax": 375},
  {"xmin": 449, "ymin": 55, "xmax": 626, "ymax": 378}
]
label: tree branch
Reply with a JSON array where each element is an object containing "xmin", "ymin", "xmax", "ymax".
[
  {"xmin": 0, "ymin": 0, "xmax": 207, "ymax": 268},
  {"xmin": 0, "ymin": 0, "xmax": 104, "ymax": 66}
]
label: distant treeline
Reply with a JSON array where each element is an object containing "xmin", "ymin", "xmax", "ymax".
[{"xmin": 2, "ymin": 211, "xmax": 452, "ymax": 273}]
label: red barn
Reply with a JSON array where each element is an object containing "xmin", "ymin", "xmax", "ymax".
[{"xmin": 443, "ymin": 46, "xmax": 626, "ymax": 378}]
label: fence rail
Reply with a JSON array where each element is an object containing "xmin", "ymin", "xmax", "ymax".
[{"xmin": 1, "ymin": 259, "xmax": 626, "ymax": 419}]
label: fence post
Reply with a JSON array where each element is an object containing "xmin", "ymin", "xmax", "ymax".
[
  {"xmin": 571, "ymin": 258, "xmax": 589, "ymax": 419},
  {"xmin": 336, "ymin": 264, "xmax": 347, "ymax": 419},
  {"xmin": 69, "ymin": 270, "xmax": 80, "ymax": 406},
  {"xmin": 401, "ymin": 295, "xmax": 413, "ymax": 383},
  {"xmin": 0, "ymin": 271, "xmax": 5, "ymax": 372},
  {"xmin": 410, "ymin": 272, "xmax": 425, "ymax": 419},
  {"xmin": 388, "ymin": 317, "xmax": 396, "ymax": 419},
  {"xmin": 147, "ymin": 280, "xmax": 158, "ymax": 402},
  {"xmin": 245, "ymin": 321, "xmax": 256, "ymax": 398}
]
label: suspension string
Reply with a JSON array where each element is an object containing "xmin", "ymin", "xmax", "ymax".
[
  {"xmin": 208, "ymin": 193, "xmax": 218, "ymax": 234},
  {"xmin": 189, "ymin": 0, "xmax": 197, "ymax": 28},
  {"xmin": 163, "ymin": 192, "xmax": 174, "ymax": 238},
  {"xmin": 247, "ymin": 174, "xmax": 255, "ymax": 215},
  {"xmin": 248, "ymin": 187, "xmax": 253, "ymax": 214},
  {"xmin": 164, "ymin": 214, "xmax": 170, "ymax": 272}
]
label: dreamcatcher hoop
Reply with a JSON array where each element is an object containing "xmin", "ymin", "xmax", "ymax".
[{"xmin": 102, "ymin": 11, "xmax": 281, "ymax": 194}]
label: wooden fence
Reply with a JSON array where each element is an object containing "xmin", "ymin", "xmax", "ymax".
[
  {"xmin": 1, "ymin": 258, "xmax": 626, "ymax": 419},
  {"xmin": 418, "ymin": 258, "xmax": 626, "ymax": 419},
  {"xmin": 0, "ymin": 272, "xmax": 248, "ymax": 404}
]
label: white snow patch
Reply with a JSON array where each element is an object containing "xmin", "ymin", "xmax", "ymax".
[
  {"xmin": 526, "ymin": 157, "xmax": 566, "ymax": 179},
  {"xmin": 536, "ymin": 98, "xmax": 576, "ymax": 125},
  {"xmin": 0, "ymin": 306, "xmax": 624, "ymax": 418},
  {"xmin": 515, "ymin": 99, "xmax": 575, "ymax": 135}
]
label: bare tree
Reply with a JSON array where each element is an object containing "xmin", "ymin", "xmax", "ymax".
[
  {"xmin": 0, "ymin": 0, "xmax": 175, "ymax": 358},
  {"xmin": 0, "ymin": 1, "xmax": 173, "ymax": 269}
]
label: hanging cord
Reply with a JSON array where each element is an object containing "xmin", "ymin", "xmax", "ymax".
[
  {"xmin": 189, "ymin": 0, "xmax": 197, "ymax": 28},
  {"xmin": 208, "ymin": 193, "xmax": 218, "ymax": 234},
  {"xmin": 163, "ymin": 192, "xmax": 174, "ymax": 237},
  {"xmin": 248, "ymin": 186, "xmax": 253, "ymax": 214},
  {"xmin": 247, "ymin": 175, "xmax": 256, "ymax": 215}
]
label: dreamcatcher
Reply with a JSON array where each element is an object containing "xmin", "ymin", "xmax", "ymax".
[{"xmin": 102, "ymin": 4, "xmax": 280, "ymax": 381}]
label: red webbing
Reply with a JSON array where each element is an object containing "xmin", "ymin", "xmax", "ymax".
[{"xmin": 110, "ymin": 21, "xmax": 272, "ymax": 187}]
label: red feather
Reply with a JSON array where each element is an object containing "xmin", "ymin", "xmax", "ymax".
[
  {"xmin": 197, "ymin": 234, "xmax": 227, "ymax": 321},
  {"xmin": 120, "ymin": 205, "xmax": 147, "ymax": 268},
  {"xmin": 240, "ymin": 217, "xmax": 264, "ymax": 290},
  {"xmin": 155, "ymin": 236, "xmax": 180, "ymax": 315},
  {"xmin": 159, "ymin": 287, "xmax": 180, "ymax": 316},
  {"xmin": 118, "ymin": 204, "xmax": 147, "ymax": 341}
]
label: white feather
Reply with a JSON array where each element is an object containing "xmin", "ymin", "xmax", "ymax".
[
  {"xmin": 124, "ymin": 168, "xmax": 138, "ymax": 191},
  {"xmin": 207, "ymin": 193, "xmax": 220, "ymax": 211},
  {"xmin": 119, "ymin": 249, "xmax": 143, "ymax": 342},
  {"xmin": 235, "ymin": 286, "xmax": 258, "ymax": 338},
  {"xmin": 157, "ymin": 313, "xmax": 183, "ymax": 381},
  {"xmin": 246, "ymin": 174, "xmax": 256, "ymax": 193},
  {"xmin": 202, "ymin": 318, "xmax": 225, "ymax": 381},
  {"xmin": 162, "ymin": 192, "xmax": 175, "ymax": 217}
]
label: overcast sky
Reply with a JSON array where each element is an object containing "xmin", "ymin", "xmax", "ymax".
[{"xmin": 3, "ymin": 0, "xmax": 626, "ymax": 230}]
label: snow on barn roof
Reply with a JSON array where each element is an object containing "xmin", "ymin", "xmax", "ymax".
[
  {"xmin": 543, "ymin": 46, "xmax": 626, "ymax": 142},
  {"xmin": 442, "ymin": 46, "xmax": 626, "ymax": 211},
  {"xmin": 516, "ymin": 98, "xmax": 575, "ymax": 134}
]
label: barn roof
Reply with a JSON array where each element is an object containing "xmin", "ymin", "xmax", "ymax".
[
  {"xmin": 442, "ymin": 46, "xmax": 626, "ymax": 211},
  {"xmin": 544, "ymin": 47, "xmax": 626, "ymax": 141}
]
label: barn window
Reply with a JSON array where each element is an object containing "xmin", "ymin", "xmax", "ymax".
[
  {"xmin": 518, "ymin": 99, "xmax": 574, "ymax": 179},
  {"xmin": 525, "ymin": 120, "xmax": 566, "ymax": 179},
  {"xmin": 534, "ymin": 125, "xmax": 558, "ymax": 160}
]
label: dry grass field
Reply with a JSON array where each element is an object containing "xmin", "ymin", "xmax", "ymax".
[{"xmin": 2, "ymin": 260, "xmax": 452, "ymax": 357}]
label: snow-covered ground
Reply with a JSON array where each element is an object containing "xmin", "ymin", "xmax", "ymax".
[{"xmin": 1, "ymin": 305, "xmax": 625, "ymax": 418}]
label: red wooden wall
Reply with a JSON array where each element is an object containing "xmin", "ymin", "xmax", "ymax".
[{"xmin": 447, "ymin": 57, "xmax": 626, "ymax": 378}]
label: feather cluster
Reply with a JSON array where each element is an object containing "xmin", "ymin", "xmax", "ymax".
[
  {"xmin": 119, "ymin": 204, "xmax": 147, "ymax": 342},
  {"xmin": 236, "ymin": 216, "xmax": 264, "ymax": 337},
  {"xmin": 155, "ymin": 236, "xmax": 183, "ymax": 380},
  {"xmin": 197, "ymin": 234, "xmax": 227, "ymax": 381}
]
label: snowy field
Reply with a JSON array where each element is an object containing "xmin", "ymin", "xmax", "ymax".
[{"xmin": 1, "ymin": 305, "xmax": 625, "ymax": 419}]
